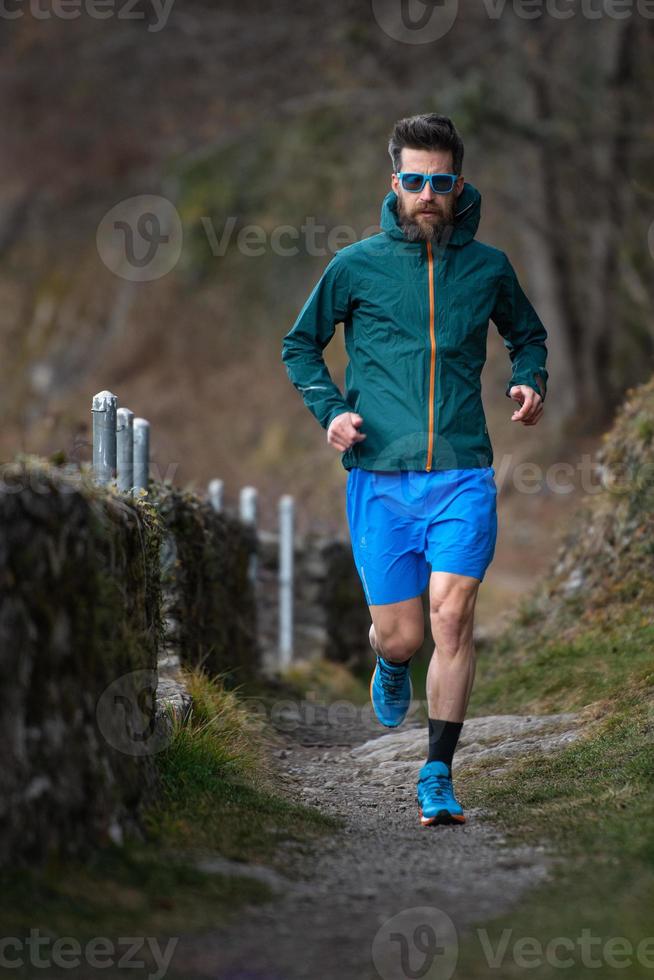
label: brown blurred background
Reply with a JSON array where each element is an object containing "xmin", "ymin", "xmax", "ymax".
[{"xmin": 1, "ymin": 0, "xmax": 652, "ymax": 633}]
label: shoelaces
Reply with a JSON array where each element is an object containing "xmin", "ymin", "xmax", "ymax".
[
  {"xmin": 377, "ymin": 657, "xmax": 408, "ymax": 700},
  {"xmin": 420, "ymin": 772, "xmax": 454, "ymax": 802}
]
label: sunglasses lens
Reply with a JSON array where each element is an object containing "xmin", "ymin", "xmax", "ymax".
[
  {"xmin": 401, "ymin": 173, "xmax": 424, "ymax": 192},
  {"xmin": 431, "ymin": 175, "xmax": 455, "ymax": 193}
]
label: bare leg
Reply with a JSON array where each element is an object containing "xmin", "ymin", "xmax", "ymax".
[
  {"xmin": 426, "ymin": 571, "xmax": 481, "ymax": 722},
  {"xmin": 368, "ymin": 594, "xmax": 425, "ymax": 664}
]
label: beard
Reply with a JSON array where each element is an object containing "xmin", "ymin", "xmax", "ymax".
[{"xmin": 397, "ymin": 192, "xmax": 456, "ymax": 244}]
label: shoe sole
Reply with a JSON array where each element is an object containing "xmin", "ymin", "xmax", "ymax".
[
  {"xmin": 369, "ymin": 667, "xmax": 413, "ymax": 728},
  {"xmin": 419, "ymin": 807, "xmax": 466, "ymax": 826}
]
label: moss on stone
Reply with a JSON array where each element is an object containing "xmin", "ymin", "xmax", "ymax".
[
  {"xmin": 0, "ymin": 454, "xmax": 166, "ymax": 868},
  {"xmin": 147, "ymin": 481, "xmax": 260, "ymax": 687}
]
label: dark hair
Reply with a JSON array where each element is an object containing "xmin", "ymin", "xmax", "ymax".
[{"xmin": 388, "ymin": 113, "xmax": 464, "ymax": 174}]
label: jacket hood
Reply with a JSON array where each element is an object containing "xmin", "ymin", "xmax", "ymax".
[{"xmin": 380, "ymin": 181, "xmax": 481, "ymax": 246}]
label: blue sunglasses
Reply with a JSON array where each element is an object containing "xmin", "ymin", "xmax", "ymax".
[{"xmin": 396, "ymin": 171, "xmax": 458, "ymax": 194}]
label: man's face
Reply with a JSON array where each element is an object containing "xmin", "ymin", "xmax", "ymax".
[{"xmin": 391, "ymin": 148, "xmax": 464, "ymax": 243}]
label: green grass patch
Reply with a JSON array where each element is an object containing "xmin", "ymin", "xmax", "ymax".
[
  {"xmin": 141, "ymin": 666, "xmax": 344, "ymax": 881},
  {"xmin": 469, "ymin": 604, "xmax": 654, "ymax": 715},
  {"xmin": 457, "ymin": 696, "xmax": 654, "ymax": 978},
  {"xmin": 0, "ymin": 843, "xmax": 271, "ymax": 941},
  {"xmin": 0, "ymin": 667, "xmax": 343, "ymax": 948},
  {"xmin": 452, "ymin": 598, "xmax": 654, "ymax": 978},
  {"xmin": 276, "ymin": 657, "xmax": 370, "ymax": 707},
  {"xmin": 144, "ymin": 694, "xmax": 342, "ymax": 873}
]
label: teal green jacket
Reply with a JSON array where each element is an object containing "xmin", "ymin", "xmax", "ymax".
[{"xmin": 281, "ymin": 182, "xmax": 548, "ymax": 472}]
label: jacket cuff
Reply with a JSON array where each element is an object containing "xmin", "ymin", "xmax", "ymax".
[
  {"xmin": 505, "ymin": 371, "xmax": 547, "ymax": 402},
  {"xmin": 322, "ymin": 403, "xmax": 352, "ymax": 430}
]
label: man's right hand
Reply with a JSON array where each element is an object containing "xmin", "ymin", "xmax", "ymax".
[{"xmin": 327, "ymin": 412, "xmax": 367, "ymax": 452}]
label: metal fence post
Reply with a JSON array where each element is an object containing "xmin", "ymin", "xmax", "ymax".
[
  {"xmin": 133, "ymin": 418, "xmax": 150, "ymax": 496},
  {"xmin": 92, "ymin": 390, "xmax": 118, "ymax": 486},
  {"xmin": 239, "ymin": 485, "xmax": 258, "ymax": 584},
  {"xmin": 278, "ymin": 494, "xmax": 294, "ymax": 669},
  {"xmin": 208, "ymin": 478, "xmax": 224, "ymax": 513},
  {"xmin": 116, "ymin": 408, "xmax": 135, "ymax": 493}
]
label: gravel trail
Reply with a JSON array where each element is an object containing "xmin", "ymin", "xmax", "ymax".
[{"xmin": 166, "ymin": 702, "xmax": 582, "ymax": 980}]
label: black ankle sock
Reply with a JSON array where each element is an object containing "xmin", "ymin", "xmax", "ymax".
[
  {"xmin": 380, "ymin": 654, "xmax": 413, "ymax": 668},
  {"xmin": 427, "ymin": 718, "xmax": 463, "ymax": 770}
]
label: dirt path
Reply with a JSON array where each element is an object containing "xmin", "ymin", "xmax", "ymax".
[{"xmin": 167, "ymin": 702, "xmax": 582, "ymax": 980}]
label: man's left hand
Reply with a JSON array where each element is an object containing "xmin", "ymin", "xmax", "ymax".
[{"xmin": 508, "ymin": 385, "xmax": 543, "ymax": 426}]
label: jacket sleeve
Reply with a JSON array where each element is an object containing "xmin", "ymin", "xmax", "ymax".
[
  {"xmin": 491, "ymin": 253, "xmax": 549, "ymax": 402},
  {"xmin": 281, "ymin": 253, "xmax": 352, "ymax": 430}
]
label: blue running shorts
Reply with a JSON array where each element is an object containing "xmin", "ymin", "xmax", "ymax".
[{"xmin": 346, "ymin": 467, "xmax": 498, "ymax": 605}]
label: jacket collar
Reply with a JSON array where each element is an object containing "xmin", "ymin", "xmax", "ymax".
[{"xmin": 380, "ymin": 181, "xmax": 481, "ymax": 247}]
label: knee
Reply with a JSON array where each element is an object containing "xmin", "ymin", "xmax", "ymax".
[
  {"xmin": 429, "ymin": 595, "xmax": 471, "ymax": 646},
  {"xmin": 375, "ymin": 622, "xmax": 424, "ymax": 662}
]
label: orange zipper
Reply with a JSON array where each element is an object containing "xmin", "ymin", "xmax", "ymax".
[{"xmin": 426, "ymin": 241, "xmax": 436, "ymax": 471}]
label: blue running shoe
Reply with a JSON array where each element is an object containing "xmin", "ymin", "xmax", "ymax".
[
  {"xmin": 369, "ymin": 653, "xmax": 413, "ymax": 727},
  {"xmin": 416, "ymin": 760, "xmax": 466, "ymax": 825}
]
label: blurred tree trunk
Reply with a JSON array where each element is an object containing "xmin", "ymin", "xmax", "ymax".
[
  {"xmin": 528, "ymin": 18, "xmax": 640, "ymax": 427},
  {"xmin": 468, "ymin": 14, "xmax": 654, "ymax": 431}
]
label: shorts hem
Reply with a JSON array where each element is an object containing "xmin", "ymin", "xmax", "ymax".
[
  {"xmin": 365, "ymin": 588, "xmax": 428, "ymax": 606},
  {"xmin": 428, "ymin": 564, "xmax": 489, "ymax": 582}
]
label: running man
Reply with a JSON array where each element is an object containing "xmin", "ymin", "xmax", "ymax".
[{"xmin": 281, "ymin": 113, "xmax": 548, "ymax": 827}]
